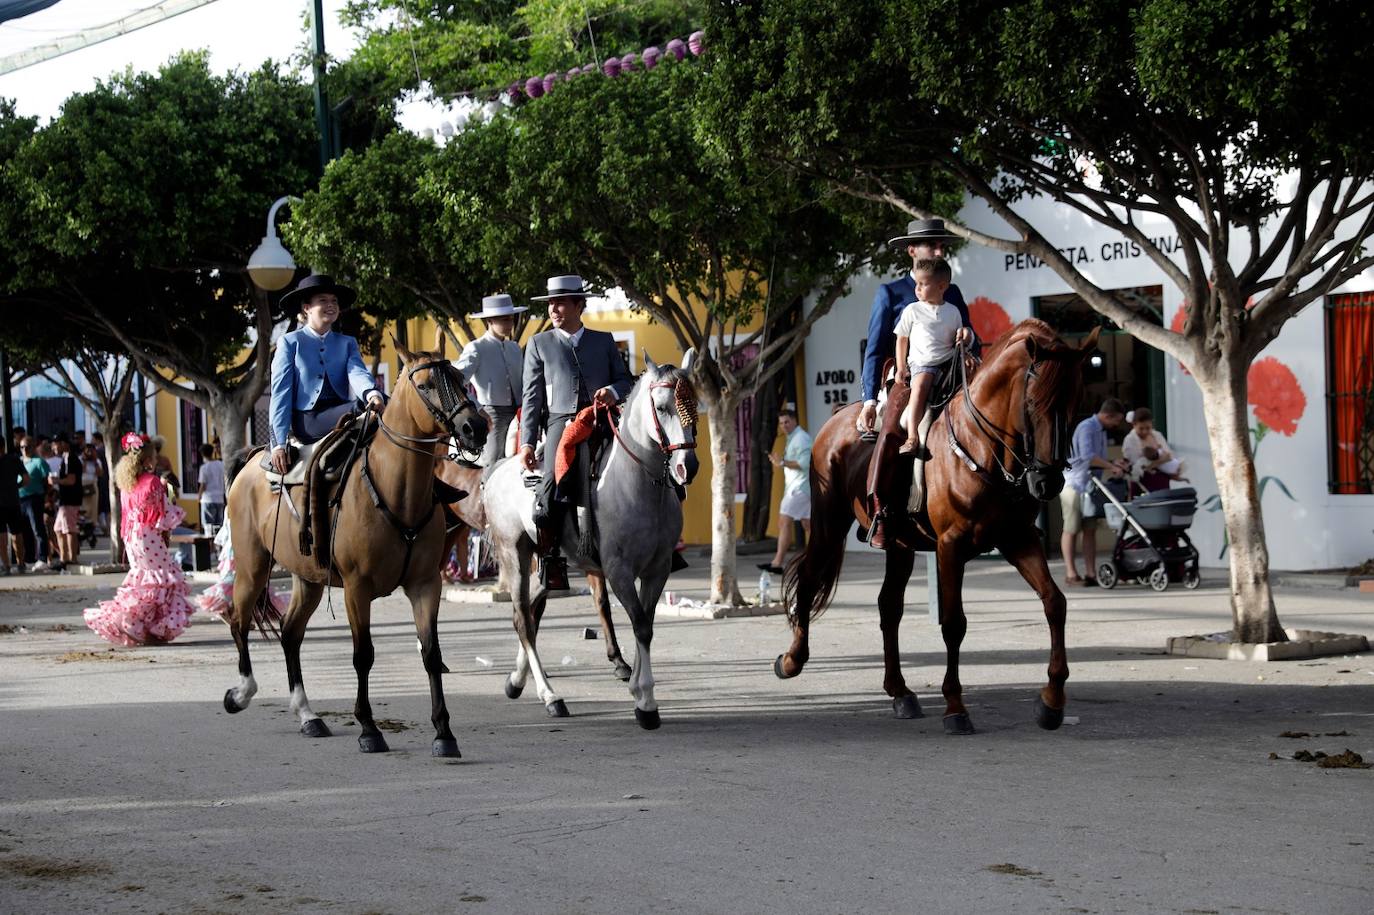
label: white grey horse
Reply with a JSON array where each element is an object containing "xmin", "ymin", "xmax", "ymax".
[{"xmin": 483, "ymin": 356, "xmax": 697, "ymax": 728}]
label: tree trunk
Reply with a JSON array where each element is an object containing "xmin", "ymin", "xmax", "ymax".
[
  {"xmin": 702, "ymin": 391, "xmax": 745, "ymax": 606},
  {"xmin": 209, "ymin": 398, "xmax": 252, "ymax": 473},
  {"xmin": 100, "ymin": 416, "xmax": 125, "ymax": 565},
  {"xmin": 1197, "ymin": 363, "xmax": 1286, "ymax": 644}
]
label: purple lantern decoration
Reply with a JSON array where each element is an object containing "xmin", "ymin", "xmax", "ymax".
[
  {"xmin": 688, "ymin": 30, "xmax": 705, "ymax": 56},
  {"xmin": 602, "ymin": 57, "xmax": 622, "ymax": 77},
  {"xmin": 525, "ymin": 76, "xmax": 545, "ymax": 99},
  {"xmin": 507, "ymin": 82, "xmax": 522, "ymax": 102},
  {"xmin": 642, "ymin": 46, "xmax": 661, "ymax": 69},
  {"xmin": 666, "ymin": 38, "xmax": 686, "ymax": 60},
  {"xmin": 543, "ymin": 72, "xmax": 559, "ymax": 93},
  {"xmin": 620, "ymin": 52, "xmax": 638, "ymax": 72}
]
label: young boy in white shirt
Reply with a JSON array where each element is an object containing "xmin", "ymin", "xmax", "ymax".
[{"xmin": 895, "ymin": 258, "xmax": 972, "ymax": 458}]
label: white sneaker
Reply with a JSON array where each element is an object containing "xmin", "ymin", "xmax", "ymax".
[{"xmin": 28, "ymin": 560, "xmax": 49, "ymax": 573}]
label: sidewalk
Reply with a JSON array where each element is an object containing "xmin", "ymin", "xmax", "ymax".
[{"xmin": 0, "ymin": 550, "xmax": 1370, "ymax": 913}]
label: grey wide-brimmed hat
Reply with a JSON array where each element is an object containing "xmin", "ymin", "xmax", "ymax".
[
  {"xmin": 886, "ymin": 217, "xmax": 960, "ymax": 248},
  {"xmin": 280, "ymin": 273, "xmax": 357, "ymax": 311},
  {"xmin": 531, "ymin": 274, "xmax": 600, "ymax": 301},
  {"xmin": 470, "ymin": 293, "xmax": 528, "ymax": 319}
]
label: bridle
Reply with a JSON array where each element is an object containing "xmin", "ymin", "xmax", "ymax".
[
  {"xmin": 946, "ymin": 341, "xmax": 1072, "ymax": 496},
  {"xmin": 376, "ymin": 358, "xmax": 481, "ymax": 461},
  {"xmin": 603, "ymin": 375, "xmax": 698, "ymax": 487}
]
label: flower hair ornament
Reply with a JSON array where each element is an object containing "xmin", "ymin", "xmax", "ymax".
[{"xmin": 121, "ymin": 432, "xmax": 150, "ymax": 452}]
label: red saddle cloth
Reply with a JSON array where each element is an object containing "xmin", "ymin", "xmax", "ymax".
[{"xmin": 554, "ymin": 404, "xmax": 619, "ymax": 484}]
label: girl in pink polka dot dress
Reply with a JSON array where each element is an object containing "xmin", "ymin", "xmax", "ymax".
[{"xmin": 83, "ymin": 433, "xmax": 195, "ymax": 646}]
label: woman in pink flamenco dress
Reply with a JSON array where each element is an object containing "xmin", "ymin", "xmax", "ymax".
[{"xmin": 84, "ymin": 433, "xmax": 195, "ymax": 646}]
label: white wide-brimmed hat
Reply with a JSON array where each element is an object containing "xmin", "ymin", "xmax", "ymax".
[
  {"xmin": 886, "ymin": 217, "xmax": 960, "ymax": 248},
  {"xmin": 470, "ymin": 293, "xmax": 528, "ymax": 319},
  {"xmin": 531, "ymin": 274, "xmax": 600, "ymax": 301}
]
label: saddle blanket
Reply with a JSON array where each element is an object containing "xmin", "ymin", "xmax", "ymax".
[{"xmin": 555, "ymin": 404, "xmax": 619, "ymax": 484}]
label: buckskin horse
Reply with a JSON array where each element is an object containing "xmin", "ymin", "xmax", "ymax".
[
  {"xmin": 435, "ymin": 458, "xmax": 635, "ymax": 681},
  {"xmin": 777, "ymin": 320, "xmax": 1100, "ymax": 734},
  {"xmin": 483, "ymin": 357, "xmax": 696, "ymax": 727},
  {"xmin": 222, "ymin": 344, "xmax": 487, "ymax": 756}
]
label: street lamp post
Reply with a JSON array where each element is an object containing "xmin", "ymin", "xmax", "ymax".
[{"xmin": 247, "ymin": 195, "xmax": 301, "ymax": 291}]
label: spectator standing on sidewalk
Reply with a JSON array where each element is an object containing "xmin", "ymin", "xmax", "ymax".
[
  {"xmin": 758, "ymin": 407, "xmax": 812, "ymax": 575},
  {"xmin": 51, "ymin": 434, "xmax": 83, "ymax": 566},
  {"xmin": 1061, "ymin": 399, "xmax": 1128, "ymax": 587},
  {"xmin": 196, "ymin": 443, "xmax": 225, "ymax": 531},
  {"xmin": 0, "ymin": 437, "xmax": 32, "ymax": 574},
  {"xmin": 17, "ymin": 437, "xmax": 51, "ymax": 571}
]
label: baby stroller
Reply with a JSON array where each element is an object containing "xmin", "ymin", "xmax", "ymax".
[{"xmin": 1090, "ymin": 477, "xmax": 1201, "ymax": 591}]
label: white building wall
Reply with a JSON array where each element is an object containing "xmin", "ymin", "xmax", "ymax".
[{"xmin": 803, "ymin": 191, "xmax": 1374, "ymax": 569}]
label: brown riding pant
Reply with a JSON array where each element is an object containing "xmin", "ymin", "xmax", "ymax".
[{"xmin": 866, "ymin": 381, "xmax": 911, "ymax": 514}]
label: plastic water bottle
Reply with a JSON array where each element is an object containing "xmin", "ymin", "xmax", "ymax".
[{"xmin": 758, "ymin": 571, "xmax": 771, "ymax": 605}]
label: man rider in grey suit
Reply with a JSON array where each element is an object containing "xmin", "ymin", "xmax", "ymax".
[{"xmin": 519, "ymin": 275, "xmax": 634, "ymax": 584}]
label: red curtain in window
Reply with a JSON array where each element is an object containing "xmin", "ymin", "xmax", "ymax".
[{"xmin": 1331, "ymin": 293, "xmax": 1374, "ymax": 494}]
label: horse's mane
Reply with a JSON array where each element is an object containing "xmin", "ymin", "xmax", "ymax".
[{"xmin": 979, "ymin": 318, "xmax": 1065, "ymax": 363}]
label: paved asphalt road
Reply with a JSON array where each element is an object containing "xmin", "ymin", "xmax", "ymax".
[{"xmin": 1, "ymin": 554, "xmax": 1371, "ymax": 914}]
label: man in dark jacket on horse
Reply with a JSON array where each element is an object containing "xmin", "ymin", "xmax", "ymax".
[
  {"xmin": 859, "ymin": 219, "xmax": 978, "ymax": 549},
  {"xmin": 518, "ymin": 275, "xmax": 634, "ymax": 585}
]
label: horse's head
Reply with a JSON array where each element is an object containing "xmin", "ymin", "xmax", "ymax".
[
  {"xmin": 1016, "ymin": 324, "xmax": 1101, "ymax": 501},
  {"xmin": 392, "ymin": 340, "xmax": 487, "ymax": 457},
  {"xmin": 629, "ymin": 354, "xmax": 698, "ymax": 486}
]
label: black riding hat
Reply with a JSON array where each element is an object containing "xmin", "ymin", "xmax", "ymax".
[{"xmin": 281, "ymin": 273, "xmax": 357, "ymax": 312}]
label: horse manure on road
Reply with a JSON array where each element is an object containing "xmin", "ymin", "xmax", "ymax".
[
  {"xmin": 1278, "ymin": 730, "xmax": 1311, "ymax": 738},
  {"xmin": 0, "ymin": 856, "xmax": 112, "ymax": 880},
  {"xmin": 54, "ymin": 649, "xmax": 146, "ymax": 664},
  {"xmin": 985, "ymin": 863, "xmax": 1044, "ymax": 879},
  {"xmin": 1278, "ymin": 748, "xmax": 1372, "ymax": 768},
  {"xmin": 373, "ymin": 718, "xmax": 413, "ymax": 733}
]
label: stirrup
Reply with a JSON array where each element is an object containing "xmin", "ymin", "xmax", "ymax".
[{"xmin": 540, "ymin": 554, "xmax": 569, "ymax": 591}]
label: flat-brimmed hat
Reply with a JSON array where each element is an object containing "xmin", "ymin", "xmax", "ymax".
[
  {"xmin": 886, "ymin": 217, "xmax": 960, "ymax": 248},
  {"xmin": 531, "ymin": 274, "xmax": 599, "ymax": 301},
  {"xmin": 280, "ymin": 273, "xmax": 357, "ymax": 312},
  {"xmin": 471, "ymin": 294, "xmax": 528, "ymax": 319}
]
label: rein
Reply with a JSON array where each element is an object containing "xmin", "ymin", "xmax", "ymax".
[
  {"xmin": 945, "ymin": 341, "xmax": 1070, "ymax": 491},
  {"xmin": 599, "ymin": 378, "xmax": 697, "ymax": 488}
]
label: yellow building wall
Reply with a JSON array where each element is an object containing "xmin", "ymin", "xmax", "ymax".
[{"xmin": 148, "ymin": 304, "xmax": 809, "ymax": 547}]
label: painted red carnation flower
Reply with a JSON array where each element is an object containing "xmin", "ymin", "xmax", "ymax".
[
  {"xmin": 968, "ymin": 296, "xmax": 1013, "ymax": 345},
  {"xmin": 1171, "ymin": 303, "xmax": 1191, "ymax": 375},
  {"xmin": 1247, "ymin": 357, "xmax": 1305, "ymax": 436}
]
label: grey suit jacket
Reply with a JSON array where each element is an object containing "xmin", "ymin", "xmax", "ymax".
[
  {"xmin": 455, "ymin": 332, "xmax": 524, "ymax": 408},
  {"xmin": 520, "ymin": 327, "xmax": 634, "ymax": 448}
]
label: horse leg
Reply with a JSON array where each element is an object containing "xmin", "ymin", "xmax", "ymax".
[
  {"xmin": 222, "ymin": 541, "xmax": 270, "ymax": 714},
  {"xmin": 280, "ymin": 577, "xmax": 328, "ymax": 737},
  {"xmin": 405, "ymin": 573, "xmax": 460, "ymax": 757},
  {"xmin": 607, "ymin": 563, "xmax": 660, "ymax": 730},
  {"xmin": 878, "ymin": 548, "xmax": 923, "ymax": 719},
  {"xmin": 588, "ymin": 570, "xmax": 632, "ymax": 681},
  {"xmin": 999, "ymin": 527, "xmax": 1069, "ymax": 730},
  {"xmin": 504, "ymin": 540, "xmax": 567, "ymax": 717},
  {"xmin": 344, "ymin": 586, "xmax": 388, "ymax": 753},
  {"xmin": 936, "ymin": 540, "xmax": 975, "ymax": 735}
]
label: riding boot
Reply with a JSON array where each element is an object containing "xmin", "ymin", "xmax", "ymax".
[{"xmin": 866, "ymin": 381, "xmax": 911, "ymax": 551}]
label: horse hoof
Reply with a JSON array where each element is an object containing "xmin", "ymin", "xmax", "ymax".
[
  {"xmin": 503, "ymin": 674, "xmax": 524, "ymax": 700},
  {"xmin": 892, "ymin": 695, "xmax": 924, "ymax": 719},
  {"xmin": 942, "ymin": 713, "xmax": 976, "ymax": 735},
  {"xmin": 773, "ymin": 654, "xmax": 799, "ymax": 680},
  {"xmin": 432, "ymin": 737, "xmax": 462, "ymax": 758},
  {"xmin": 223, "ymin": 689, "xmax": 244, "ymax": 714},
  {"xmin": 299, "ymin": 717, "xmax": 332, "ymax": 738},
  {"xmin": 1034, "ymin": 697, "xmax": 1065, "ymax": 731},
  {"xmin": 635, "ymin": 708, "xmax": 662, "ymax": 730},
  {"xmin": 358, "ymin": 732, "xmax": 390, "ymax": 753},
  {"xmin": 546, "ymin": 699, "xmax": 570, "ymax": 718},
  {"xmin": 613, "ymin": 661, "xmax": 633, "ymax": 682}
]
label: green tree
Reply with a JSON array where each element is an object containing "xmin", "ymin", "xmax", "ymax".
[
  {"xmin": 0, "ymin": 54, "xmax": 320, "ymax": 462},
  {"xmin": 447, "ymin": 61, "xmax": 946, "ymax": 604},
  {"xmin": 703, "ymin": 0, "xmax": 1374, "ymax": 641}
]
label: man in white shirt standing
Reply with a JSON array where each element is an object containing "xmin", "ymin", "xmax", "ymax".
[
  {"xmin": 197, "ymin": 443, "xmax": 226, "ymax": 531},
  {"xmin": 455, "ymin": 294, "xmax": 527, "ymax": 468},
  {"xmin": 758, "ymin": 407, "xmax": 812, "ymax": 575}
]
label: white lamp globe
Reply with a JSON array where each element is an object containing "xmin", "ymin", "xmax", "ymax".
[{"xmin": 247, "ymin": 234, "xmax": 297, "ymax": 291}]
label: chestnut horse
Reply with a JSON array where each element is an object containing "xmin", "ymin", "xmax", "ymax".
[
  {"xmin": 222, "ymin": 344, "xmax": 487, "ymax": 756},
  {"xmin": 777, "ymin": 320, "xmax": 1100, "ymax": 733},
  {"xmin": 435, "ymin": 459, "xmax": 634, "ymax": 681}
]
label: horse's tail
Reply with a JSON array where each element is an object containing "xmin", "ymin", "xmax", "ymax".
[{"xmin": 783, "ymin": 474, "xmax": 851, "ymax": 628}]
